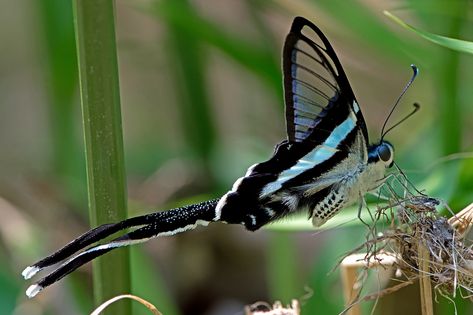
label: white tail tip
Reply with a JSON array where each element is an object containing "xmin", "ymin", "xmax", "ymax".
[
  {"xmin": 22, "ymin": 266, "xmax": 40, "ymax": 280},
  {"xmin": 26, "ymin": 284, "xmax": 43, "ymax": 298}
]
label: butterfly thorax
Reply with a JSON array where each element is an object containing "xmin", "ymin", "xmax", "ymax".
[
  {"xmin": 307, "ymin": 140, "xmax": 393, "ymax": 226},
  {"xmin": 349, "ymin": 140, "xmax": 394, "ymax": 194},
  {"xmin": 216, "ymin": 138, "xmax": 394, "ymax": 230}
]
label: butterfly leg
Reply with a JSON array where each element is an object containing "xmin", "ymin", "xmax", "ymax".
[{"xmin": 357, "ymin": 194, "xmax": 380, "ymax": 229}]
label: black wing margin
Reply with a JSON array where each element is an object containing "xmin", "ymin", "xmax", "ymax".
[{"xmin": 283, "ymin": 16, "xmax": 368, "ymax": 143}]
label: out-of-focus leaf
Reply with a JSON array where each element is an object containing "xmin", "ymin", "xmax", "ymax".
[
  {"xmin": 0, "ymin": 259, "xmax": 18, "ymax": 315},
  {"xmin": 267, "ymin": 232, "xmax": 299, "ymax": 303},
  {"xmin": 304, "ymin": 226, "xmax": 367, "ymax": 314},
  {"xmin": 131, "ymin": 247, "xmax": 180, "ymax": 315},
  {"xmin": 451, "ymin": 154, "xmax": 473, "ymax": 210},
  {"xmin": 275, "ymin": 0, "xmax": 429, "ymax": 60},
  {"xmin": 385, "ymin": 11, "xmax": 473, "ymax": 54},
  {"xmin": 38, "ymin": 0, "xmax": 85, "ymax": 205},
  {"xmin": 266, "ymin": 205, "xmax": 382, "ymax": 232},
  {"xmin": 147, "ymin": 0, "xmax": 281, "ymax": 94},
  {"xmin": 164, "ymin": 0, "xmax": 216, "ymax": 169}
]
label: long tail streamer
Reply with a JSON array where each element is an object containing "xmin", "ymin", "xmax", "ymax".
[{"xmin": 22, "ymin": 199, "xmax": 220, "ymax": 298}]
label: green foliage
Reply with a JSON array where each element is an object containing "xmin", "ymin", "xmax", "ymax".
[
  {"xmin": 131, "ymin": 247, "xmax": 181, "ymax": 315},
  {"xmin": 386, "ymin": 11, "xmax": 473, "ymax": 54},
  {"xmin": 38, "ymin": 0, "xmax": 79, "ymax": 176},
  {"xmin": 38, "ymin": 0, "xmax": 86, "ymax": 207},
  {"xmin": 150, "ymin": 0, "xmax": 281, "ymax": 94},
  {"xmin": 160, "ymin": 0, "xmax": 217, "ymax": 169}
]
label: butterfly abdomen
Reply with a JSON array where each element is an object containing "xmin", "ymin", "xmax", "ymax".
[{"xmin": 310, "ymin": 188, "xmax": 346, "ymax": 227}]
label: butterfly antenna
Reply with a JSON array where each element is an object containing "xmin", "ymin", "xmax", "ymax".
[
  {"xmin": 380, "ymin": 64, "xmax": 419, "ymax": 140},
  {"xmin": 381, "ymin": 102, "xmax": 420, "ymax": 139}
]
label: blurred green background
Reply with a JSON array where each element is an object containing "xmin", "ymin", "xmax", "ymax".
[{"xmin": 1, "ymin": 0, "xmax": 472, "ymax": 314}]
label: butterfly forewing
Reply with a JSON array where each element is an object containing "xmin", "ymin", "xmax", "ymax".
[{"xmin": 283, "ymin": 17, "xmax": 367, "ymax": 144}]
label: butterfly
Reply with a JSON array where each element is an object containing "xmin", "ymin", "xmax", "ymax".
[{"xmin": 23, "ymin": 16, "xmax": 411, "ymax": 298}]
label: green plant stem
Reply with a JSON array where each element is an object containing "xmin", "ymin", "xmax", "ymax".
[{"xmin": 73, "ymin": 1, "xmax": 131, "ymax": 314}]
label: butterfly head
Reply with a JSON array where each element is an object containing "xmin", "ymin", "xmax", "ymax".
[{"xmin": 368, "ymin": 141, "xmax": 394, "ymax": 168}]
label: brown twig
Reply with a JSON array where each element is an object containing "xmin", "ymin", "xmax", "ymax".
[
  {"xmin": 339, "ymin": 198, "xmax": 473, "ymax": 314},
  {"xmin": 418, "ymin": 236, "xmax": 434, "ymax": 315}
]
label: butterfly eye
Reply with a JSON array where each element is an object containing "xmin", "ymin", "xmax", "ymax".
[{"xmin": 377, "ymin": 144, "xmax": 392, "ymax": 163}]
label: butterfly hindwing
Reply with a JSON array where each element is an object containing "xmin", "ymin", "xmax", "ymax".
[{"xmin": 255, "ymin": 17, "xmax": 370, "ymax": 198}]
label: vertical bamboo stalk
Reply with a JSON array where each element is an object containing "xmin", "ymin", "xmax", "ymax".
[{"xmin": 72, "ymin": 1, "xmax": 131, "ymax": 314}]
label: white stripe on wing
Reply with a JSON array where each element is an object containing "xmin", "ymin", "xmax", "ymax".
[{"xmin": 260, "ymin": 110, "xmax": 357, "ymax": 197}]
